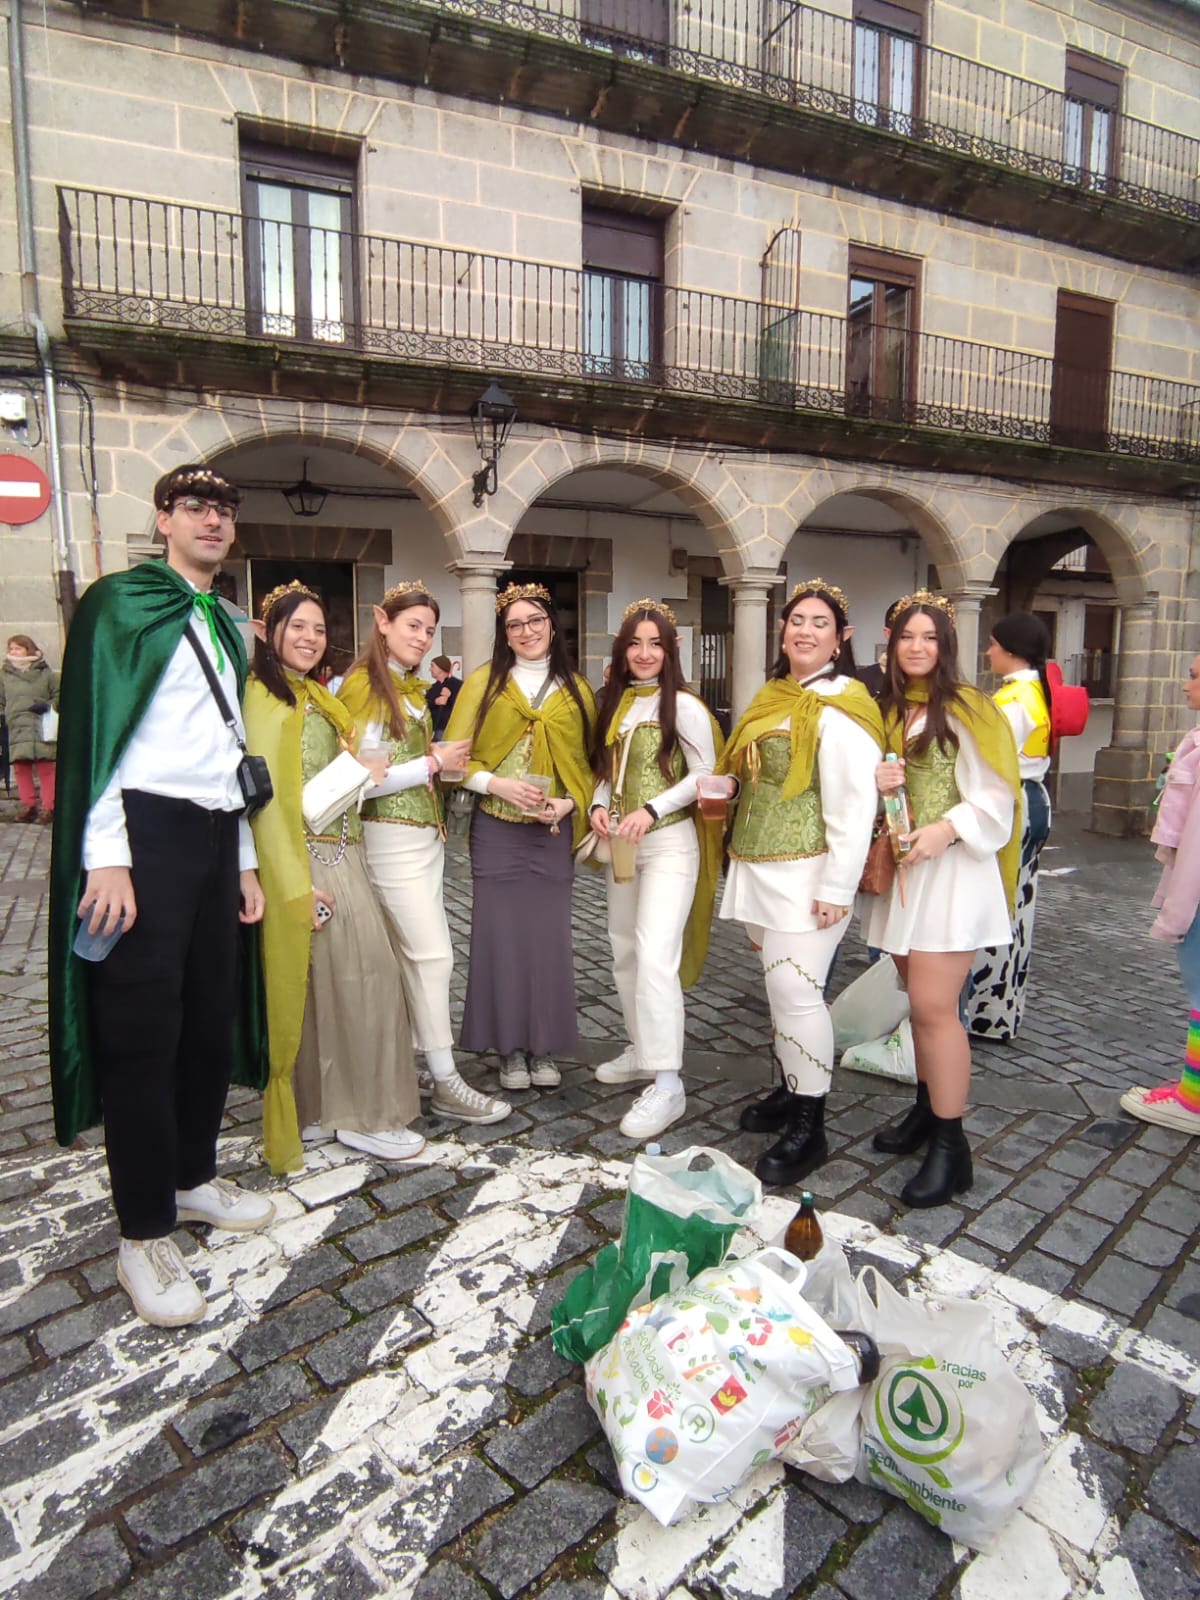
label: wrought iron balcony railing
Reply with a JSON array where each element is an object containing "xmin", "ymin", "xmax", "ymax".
[
  {"xmin": 58, "ymin": 188, "xmax": 1200, "ymax": 464},
  {"xmin": 425, "ymin": 0, "xmax": 1200, "ymax": 220}
]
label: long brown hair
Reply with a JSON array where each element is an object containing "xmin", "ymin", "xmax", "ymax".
[
  {"xmin": 593, "ymin": 606, "xmax": 690, "ymax": 781},
  {"xmin": 475, "ymin": 593, "xmax": 591, "ymax": 737},
  {"xmin": 252, "ymin": 589, "xmax": 329, "ymax": 707},
  {"xmin": 347, "ymin": 587, "xmax": 440, "ymax": 739},
  {"xmin": 878, "ymin": 602, "xmax": 963, "ymax": 754}
]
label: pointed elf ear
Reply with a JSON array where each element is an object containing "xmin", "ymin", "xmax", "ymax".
[
  {"xmin": 250, "ymin": 619, "xmax": 268, "ymax": 643},
  {"xmin": 373, "ymin": 605, "xmax": 389, "ymax": 632}
]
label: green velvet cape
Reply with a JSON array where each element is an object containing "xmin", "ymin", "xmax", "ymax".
[{"xmin": 48, "ymin": 560, "xmax": 269, "ymax": 1146}]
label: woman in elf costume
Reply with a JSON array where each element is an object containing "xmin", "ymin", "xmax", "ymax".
[
  {"xmin": 870, "ymin": 592, "xmax": 1020, "ymax": 1208},
  {"xmin": 966, "ymin": 611, "xmax": 1054, "ymax": 1042},
  {"xmin": 445, "ymin": 583, "xmax": 595, "ymax": 1091},
  {"xmin": 245, "ymin": 582, "xmax": 423, "ymax": 1174},
  {"xmin": 714, "ymin": 580, "xmax": 884, "ymax": 1188},
  {"xmin": 338, "ymin": 582, "xmax": 510, "ymax": 1127},
  {"xmin": 587, "ymin": 600, "xmax": 725, "ymax": 1142}
]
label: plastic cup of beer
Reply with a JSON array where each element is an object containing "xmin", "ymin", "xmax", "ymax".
[
  {"xmin": 610, "ymin": 832, "xmax": 638, "ymax": 883},
  {"xmin": 521, "ymin": 773, "xmax": 553, "ymax": 812},
  {"xmin": 697, "ymin": 774, "xmax": 730, "ymax": 819},
  {"xmin": 434, "ymin": 743, "xmax": 467, "ymax": 782}
]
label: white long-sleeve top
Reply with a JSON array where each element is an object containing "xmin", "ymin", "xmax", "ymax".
[
  {"xmin": 464, "ymin": 656, "xmax": 561, "ymax": 796},
  {"xmin": 864, "ymin": 709, "xmax": 1015, "ymax": 955},
  {"xmin": 363, "ymin": 669, "xmax": 436, "ymax": 797},
  {"xmin": 590, "ymin": 685, "xmax": 717, "ymax": 817},
  {"xmin": 82, "ymin": 617, "xmax": 256, "ymax": 873},
  {"xmin": 719, "ymin": 676, "xmax": 881, "ymax": 934}
]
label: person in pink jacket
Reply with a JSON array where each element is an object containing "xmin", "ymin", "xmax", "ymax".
[{"xmin": 1121, "ymin": 653, "xmax": 1200, "ymax": 1135}]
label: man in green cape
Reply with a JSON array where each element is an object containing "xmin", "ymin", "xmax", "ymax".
[{"xmin": 49, "ymin": 464, "xmax": 272, "ymax": 1328}]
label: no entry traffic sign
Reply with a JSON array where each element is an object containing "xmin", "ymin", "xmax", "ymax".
[{"xmin": 0, "ymin": 455, "xmax": 52, "ymax": 525}]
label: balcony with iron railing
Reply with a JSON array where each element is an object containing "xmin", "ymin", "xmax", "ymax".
[
  {"xmin": 426, "ymin": 0, "xmax": 1200, "ymax": 221},
  {"xmin": 58, "ymin": 188, "xmax": 1200, "ymax": 480}
]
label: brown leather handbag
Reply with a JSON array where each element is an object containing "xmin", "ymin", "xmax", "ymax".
[{"xmin": 858, "ymin": 822, "xmax": 895, "ymax": 896}]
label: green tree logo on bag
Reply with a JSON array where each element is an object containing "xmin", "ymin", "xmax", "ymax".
[{"xmin": 876, "ymin": 1360, "xmax": 965, "ymax": 1468}]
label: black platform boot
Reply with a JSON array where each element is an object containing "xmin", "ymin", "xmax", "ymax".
[
  {"xmin": 755, "ymin": 1095, "xmax": 828, "ymax": 1187},
  {"xmin": 900, "ymin": 1115, "xmax": 973, "ymax": 1208},
  {"xmin": 739, "ymin": 1082, "xmax": 801, "ymax": 1134},
  {"xmin": 872, "ymin": 1080, "xmax": 933, "ymax": 1155}
]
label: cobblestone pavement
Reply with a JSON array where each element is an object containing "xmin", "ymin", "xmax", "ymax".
[{"xmin": 0, "ymin": 802, "xmax": 1197, "ymax": 1600}]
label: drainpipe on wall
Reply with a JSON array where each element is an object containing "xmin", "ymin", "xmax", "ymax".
[{"xmin": 8, "ymin": 0, "xmax": 76, "ymax": 623}]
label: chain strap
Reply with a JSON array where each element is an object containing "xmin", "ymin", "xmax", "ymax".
[{"xmin": 306, "ymin": 809, "xmax": 350, "ymax": 868}]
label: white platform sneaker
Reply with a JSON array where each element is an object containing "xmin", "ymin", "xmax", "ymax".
[
  {"xmin": 176, "ymin": 1178, "xmax": 275, "ymax": 1233},
  {"xmin": 595, "ymin": 1046, "xmax": 656, "ymax": 1086},
  {"xmin": 336, "ymin": 1128, "xmax": 426, "ymax": 1160},
  {"xmin": 117, "ymin": 1237, "xmax": 206, "ymax": 1327}
]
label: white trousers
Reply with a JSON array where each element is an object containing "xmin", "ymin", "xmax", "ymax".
[
  {"xmin": 362, "ymin": 821, "xmax": 454, "ymax": 1051},
  {"xmin": 606, "ymin": 821, "xmax": 700, "ymax": 1075},
  {"xmin": 757, "ymin": 920, "xmax": 850, "ymax": 1097}
]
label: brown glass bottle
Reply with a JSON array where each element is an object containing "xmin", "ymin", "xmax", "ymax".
[{"xmin": 784, "ymin": 1191, "xmax": 823, "ymax": 1261}]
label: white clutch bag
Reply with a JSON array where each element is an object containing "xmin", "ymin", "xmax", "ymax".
[{"xmin": 302, "ymin": 750, "xmax": 375, "ymax": 835}]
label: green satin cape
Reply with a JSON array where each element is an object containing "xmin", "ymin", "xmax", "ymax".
[{"xmin": 48, "ymin": 560, "xmax": 268, "ymax": 1147}]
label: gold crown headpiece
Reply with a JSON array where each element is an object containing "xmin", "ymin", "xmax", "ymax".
[
  {"xmin": 622, "ymin": 597, "xmax": 678, "ymax": 628},
  {"xmin": 495, "ymin": 581, "xmax": 552, "ymax": 615},
  {"xmin": 893, "ymin": 588, "xmax": 957, "ymax": 625},
  {"xmin": 789, "ymin": 577, "xmax": 848, "ymax": 614},
  {"xmin": 259, "ymin": 579, "xmax": 320, "ymax": 620},
  {"xmin": 382, "ymin": 579, "xmax": 434, "ymax": 607}
]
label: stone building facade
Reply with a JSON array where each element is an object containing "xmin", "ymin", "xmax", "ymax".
[{"xmin": 1, "ymin": 0, "xmax": 1198, "ymax": 828}]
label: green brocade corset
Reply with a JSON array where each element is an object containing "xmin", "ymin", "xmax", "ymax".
[
  {"xmin": 905, "ymin": 736, "xmax": 961, "ymax": 827},
  {"xmin": 303, "ymin": 705, "xmax": 362, "ymax": 844},
  {"xmin": 479, "ymin": 727, "xmax": 565, "ymax": 825},
  {"xmin": 361, "ymin": 706, "xmax": 444, "ymax": 831},
  {"xmin": 729, "ymin": 732, "xmax": 826, "ymax": 862},
  {"xmin": 616, "ymin": 723, "xmax": 688, "ymax": 833}
]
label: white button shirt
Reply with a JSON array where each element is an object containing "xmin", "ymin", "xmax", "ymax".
[{"xmin": 82, "ymin": 617, "xmax": 257, "ymax": 872}]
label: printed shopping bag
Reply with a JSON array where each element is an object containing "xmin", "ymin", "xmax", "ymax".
[
  {"xmin": 584, "ymin": 1247, "xmax": 863, "ymax": 1526},
  {"xmin": 551, "ymin": 1146, "xmax": 762, "ymax": 1364},
  {"xmin": 851, "ymin": 1267, "xmax": 1043, "ymax": 1548},
  {"xmin": 840, "ymin": 1018, "xmax": 917, "ymax": 1085}
]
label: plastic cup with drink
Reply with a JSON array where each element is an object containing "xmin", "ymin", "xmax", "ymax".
[
  {"xmin": 521, "ymin": 773, "xmax": 553, "ymax": 813},
  {"xmin": 433, "ymin": 741, "xmax": 470, "ymax": 783},
  {"xmin": 697, "ymin": 773, "xmax": 733, "ymax": 820},
  {"xmin": 609, "ymin": 827, "xmax": 638, "ymax": 883}
]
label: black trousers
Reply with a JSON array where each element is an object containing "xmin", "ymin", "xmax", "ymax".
[{"xmin": 88, "ymin": 791, "xmax": 242, "ymax": 1239}]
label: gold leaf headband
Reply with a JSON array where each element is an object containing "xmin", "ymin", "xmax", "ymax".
[
  {"xmin": 259, "ymin": 578, "xmax": 320, "ymax": 620},
  {"xmin": 382, "ymin": 579, "xmax": 434, "ymax": 607},
  {"xmin": 894, "ymin": 588, "xmax": 957, "ymax": 625},
  {"xmin": 789, "ymin": 577, "xmax": 848, "ymax": 614},
  {"xmin": 495, "ymin": 581, "xmax": 552, "ymax": 615},
  {"xmin": 622, "ymin": 597, "xmax": 678, "ymax": 628}
]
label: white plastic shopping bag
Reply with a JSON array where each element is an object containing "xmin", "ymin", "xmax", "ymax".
[
  {"xmin": 585, "ymin": 1247, "xmax": 862, "ymax": 1526},
  {"xmin": 851, "ymin": 1267, "xmax": 1043, "ymax": 1548},
  {"xmin": 840, "ymin": 1017, "xmax": 917, "ymax": 1085},
  {"xmin": 831, "ymin": 956, "xmax": 909, "ymax": 1054}
]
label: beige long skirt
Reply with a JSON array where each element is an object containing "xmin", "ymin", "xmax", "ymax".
[{"xmin": 294, "ymin": 838, "xmax": 420, "ymax": 1135}]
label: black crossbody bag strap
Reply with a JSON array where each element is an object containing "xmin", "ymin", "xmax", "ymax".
[{"xmin": 183, "ymin": 625, "xmax": 248, "ymax": 753}]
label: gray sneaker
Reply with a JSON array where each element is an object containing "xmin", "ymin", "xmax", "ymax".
[
  {"xmin": 430, "ymin": 1071, "xmax": 512, "ymax": 1125},
  {"xmin": 499, "ymin": 1051, "xmax": 531, "ymax": 1091},
  {"xmin": 530, "ymin": 1055, "xmax": 561, "ymax": 1087}
]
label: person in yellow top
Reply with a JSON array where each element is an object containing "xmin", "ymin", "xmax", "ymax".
[
  {"xmin": 966, "ymin": 612, "xmax": 1054, "ymax": 1043},
  {"xmin": 445, "ymin": 583, "xmax": 596, "ymax": 1091},
  {"xmin": 587, "ymin": 600, "xmax": 725, "ymax": 1142},
  {"xmin": 709, "ymin": 581, "xmax": 885, "ymax": 1188},
  {"xmin": 244, "ymin": 582, "xmax": 423, "ymax": 1174},
  {"xmin": 338, "ymin": 582, "xmax": 511, "ymax": 1127}
]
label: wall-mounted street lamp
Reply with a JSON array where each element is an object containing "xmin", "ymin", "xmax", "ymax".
[
  {"xmin": 471, "ymin": 381, "xmax": 518, "ymax": 507},
  {"xmin": 283, "ymin": 459, "xmax": 329, "ymax": 518}
]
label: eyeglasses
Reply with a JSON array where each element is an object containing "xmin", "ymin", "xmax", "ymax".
[
  {"xmin": 173, "ymin": 497, "xmax": 239, "ymax": 524},
  {"xmin": 505, "ymin": 615, "xmax": 548, "ymax": 636}
]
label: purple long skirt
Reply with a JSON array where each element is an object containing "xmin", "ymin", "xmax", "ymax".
[{"xmin": 460, "ymin": 806, "xmax": 580, "ymax": 1057}]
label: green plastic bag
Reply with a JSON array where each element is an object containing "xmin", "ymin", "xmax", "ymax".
[{"xmin": 550, "ymin": 1146, "xmax": 762, "ymax": 1364}]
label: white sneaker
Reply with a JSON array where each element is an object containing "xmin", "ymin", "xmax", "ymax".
[
  {"xmin": 620, "ymin": 1083, "xmax": 687, "ymax": 1141},
  {"xmin": 1120, "ymin": 1084, "xmax": 1200, "ymax": 1134},
  {"xmin": 301, "ymin": 1123, "xmax": 333, "ymax": 1144},
  {"xmin": 176, "ymin": 1178, "xmax": 275, "ymax": 1233},
  {"xmin": 430, "ymin": 1072, "xmax": 512, "ymax": 1125},
  {"xmin": 499, "ymin": 1051, "xmax": 531, "ymax": 1091},
  {"xmin": 530, "ymin": 1055, "xmax": 561, "ymax": 1087},
  {"xmin": 336, "ymin": 1127, "xmax": 426, "ymax": 1160},
  {"xmin": 595, "ymin": 1046, "xmax": 655, "ymax": 1085},
  {"xmin": 117, "ymin": 1237, "xmax": 206, "ymax": 1327}
]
